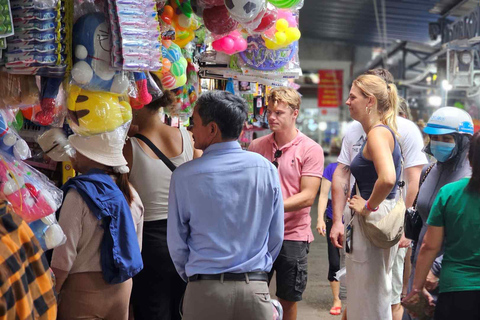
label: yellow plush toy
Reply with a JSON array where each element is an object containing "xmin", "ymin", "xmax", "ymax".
[{"xmin": 67, "ymin": 85, "xmax": 132, "ymax": 136}]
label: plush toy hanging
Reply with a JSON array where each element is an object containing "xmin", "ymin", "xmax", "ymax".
[{"xmin": 71, "ymin": 13, "xmax": 129, "ymax": 94}]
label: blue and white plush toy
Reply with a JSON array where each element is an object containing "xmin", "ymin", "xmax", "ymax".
[
  {"xmin": 71, "ymin": 13, "xmax": 129, "ymax": 94},
  {"xmin": 0, "ymin": 111, "xmax": 30, "ymax": 160}
]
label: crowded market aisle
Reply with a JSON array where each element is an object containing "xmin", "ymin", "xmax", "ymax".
[{"xmin": 270, "ymin": 195, "xmax": 345, "ymax": 320}]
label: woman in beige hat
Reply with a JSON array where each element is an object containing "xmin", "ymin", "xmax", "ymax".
[{"xmin": 51, "ymin": 130, "xmax": 144, "ymax": 320}]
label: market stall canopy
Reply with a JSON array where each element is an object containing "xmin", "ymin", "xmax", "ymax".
[{"xmin": 299, "ymin": 0, "xmax": 442, "ymax": 45}]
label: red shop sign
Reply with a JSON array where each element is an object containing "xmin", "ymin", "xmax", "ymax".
[{"xmin": 318, "ymin": 70, "xmax": 343, "ymax": 108}]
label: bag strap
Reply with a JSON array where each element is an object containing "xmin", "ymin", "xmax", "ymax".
[
  {"xmin": 412, "ymin": 163, "xmax": 435, "ymax": 209},
  {"xmin": 134, "ymin": 134, "xmax": 177, "ymax": 172}
]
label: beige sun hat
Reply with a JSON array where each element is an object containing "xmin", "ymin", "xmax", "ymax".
[{"xmin": 68, "ymin": 130, "xmax": 129, "ymax": 172}]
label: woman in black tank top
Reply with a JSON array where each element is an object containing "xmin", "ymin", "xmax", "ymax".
[{"xmin": 343, "ymin": 74, "xmax": 401, "ymax": 320}]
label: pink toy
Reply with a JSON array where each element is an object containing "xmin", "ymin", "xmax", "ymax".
[
  {"xmin": 0, "ymin": 153, "xmax": 61, "ymax": 222},
  {"xmin": 212, "ymin": 31, "xmax": 247, "ymax": 55},
  {"xmin": 130, "ymin": 72, "xmax": 153, "ymax": 110}
]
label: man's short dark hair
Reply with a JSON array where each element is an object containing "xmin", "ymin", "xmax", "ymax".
[
  {"xmin": 196, "ymin": 91, "xmax": 248, "ymax": 140},
  {"xmin": 364, "ymin": 68, "xmax": 394, "ymax": 84}
]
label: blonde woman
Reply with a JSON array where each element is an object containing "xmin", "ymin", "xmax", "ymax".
[{"xmin": 344, "ymin": 74, "xmax": 402, "ymax": 319}]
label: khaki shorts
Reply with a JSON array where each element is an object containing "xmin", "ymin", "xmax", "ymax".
[{"xmin": 391, "ymin": 246, "xmax": 408, "ymax": 304}]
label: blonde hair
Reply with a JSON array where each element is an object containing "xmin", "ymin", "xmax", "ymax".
[
  {"xmin": 268, "ymin": 87, "xmax": 301, "ymax": 111},
  {"xmin": 353, "ymin": 74, "xmax": 399, "ymax": 136}
]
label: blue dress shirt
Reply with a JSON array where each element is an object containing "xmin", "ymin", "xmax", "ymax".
[{"xmin": 167, "ymin": 141, "xmax": 284, "ymax": 282}]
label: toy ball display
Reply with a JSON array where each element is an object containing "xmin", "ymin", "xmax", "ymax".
[
  {"xmin": 155, "ymin": 40, "xmax": 188, "ymax": 90},
  {"xmin": 268, "ymin": 0, "xmax": 302, "ymax": 8},
  {"xmin": 262, "ymin": 9, "xmax": 300, "ymax": 49},
  {"xmin": 212, "ymin": 31, "xmax": 247, "ymax": 55},
  {"xmin": 203, "ymin": 5, "xmax": 239, "ymax": 35},
  {"xmin": 238, "ymin": 35, "xmax": 296, "ymax": 70},
  {"xmin": 225, "ymin": 0, "xmax": 265, "ymax": 22}
]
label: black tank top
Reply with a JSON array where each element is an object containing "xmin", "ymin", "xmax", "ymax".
[{"xmin": 350, "ymin": 125, "xmax": 402, "ymax": 200}]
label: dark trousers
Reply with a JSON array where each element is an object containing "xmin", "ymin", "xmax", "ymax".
[
  {"xmin": 434, "ymin": 290, "xmax": 480, "ymax": 320},
  {"xmin": 131, "ymin": 220, "xmax": 186, "ymax": 320},
  {"xmin": 326, "ymin": 218, "xmax": 341, "ymax": 282}
]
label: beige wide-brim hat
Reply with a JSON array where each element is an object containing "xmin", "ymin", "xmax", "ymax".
[{"xmin": 68, "ymin": 130, "xmax": 128, "ymax": 168}]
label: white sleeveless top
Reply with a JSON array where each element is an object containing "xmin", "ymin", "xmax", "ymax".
[{"xmin": 129, "ymin": 127, "xmax": 194, "ymax": 221}]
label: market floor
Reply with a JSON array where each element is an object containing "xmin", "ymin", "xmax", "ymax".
[{"xmin": 269, "ymin": 195, "xmax": 345, "ymax": 320}]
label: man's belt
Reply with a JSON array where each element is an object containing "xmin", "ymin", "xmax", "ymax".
[{"xmin": 188, "ymin": 271, "xmax": 268, "ymax": 282}]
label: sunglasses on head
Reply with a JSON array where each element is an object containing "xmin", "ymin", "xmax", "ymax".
[{"xmin": 272, "ymin": 149, "xmax": 282, "ymax": 168}]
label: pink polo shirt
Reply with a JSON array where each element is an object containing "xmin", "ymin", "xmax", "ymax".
[{"xmin": 248, "ymin": 131, "xmax": 324, "ymax": 242}]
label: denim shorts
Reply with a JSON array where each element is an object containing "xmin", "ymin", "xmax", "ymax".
[{"xmin": 269, "ymin": 240, "xmax": 309, "ymax": 302}]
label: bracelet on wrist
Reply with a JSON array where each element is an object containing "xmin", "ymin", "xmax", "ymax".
[{"xmin": 365, "ymin": 201, "xmax": 379, "ymax": 212}]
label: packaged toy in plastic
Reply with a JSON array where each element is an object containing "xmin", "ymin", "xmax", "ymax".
[
  {"xmin": 0, "ymin": 151, "xmax": 63, "ymax": 222},
  {"xmin": 0, "ymin": 110, "xmax": 31, "ymax": 160},
  {"xmin": 0, "ymin": 71, "xmax": 40, "ymax": 109},
  {"xmin": 67, "ymin": 84, "xmax": 133, "ymax": 136},
  {"xmin": 28, "ymin": 213, "xmax": 66, "ymax": 250},
  {"xmin": 37, "ymin": 127, "xmax": 74, "ymax": 162},
  {"xmin": 0, "ymin": 0, "xmax": 14, "ymax": 38},
  {"xmin": 154, "ymin": 40, "xmax": 187, "ymax": 90},
  {"xmin": 71, "ymin": 12, "xmax": 129, "ymax": 93}
]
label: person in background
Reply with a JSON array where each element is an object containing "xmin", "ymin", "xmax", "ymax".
[
  {"xmin": 0, "ymin": 202, "xmax": 57, "ymax": 319},
  {"xmin": 316, "ymin": 162, "xmax": 342, "ymax": 316},
  {"xmin": 51, "ymin": 132, "xmax": 144, "ymax": 320},
  {"xmin": 403, "ymin": 107, "xmax": 473, "ymax": 319},
  {"xmin": 248, "ymin": 87, "xmax": 324, "ymax": 320},
  {"xmin": 404, "ymin": 130, "xmax": 480, "ymax": 320},
  {"xmin": 329, "ymin": 69, "xmax": 427, "ymax": 320},
  {"xmin": 125, "ymin": 77, "xmax": 201, "ymax": 320},
  {"xmin": 167, "ymin": 91, "xmax": 284, "ymax": 320}
]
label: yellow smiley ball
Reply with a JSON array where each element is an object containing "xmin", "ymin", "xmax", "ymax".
[{"xmin": 276, "ymin": 19, "xmax": 289, "ymax": 32}]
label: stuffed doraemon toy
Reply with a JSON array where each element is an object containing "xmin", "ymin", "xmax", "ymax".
[{"xmin": 71, "ymin": 13, "xmax": 129, "ymax": 94}]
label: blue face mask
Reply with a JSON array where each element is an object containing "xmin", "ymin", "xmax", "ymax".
[{"xmin": 430, "ymin": 140, "xmax": 456, "ymax": 162}]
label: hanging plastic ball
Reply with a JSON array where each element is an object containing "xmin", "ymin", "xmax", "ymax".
[
  {"xmin": 203, "ymin": 5, "xmax": 239, "ymax": 35},
  {"xmin": 224, "ymin": 0, "xmax": 265, "ymax": 23},
  {"xmin": 285, "ymin": 27, "xmax": 300, "ymax": 42},
  {"xmin": 267, "ymin": 0, "xmax": 302, "ymax": 9},
  {"xmin": 234, "ymin": 37, "xmax": 247, "ymax": 51},
  {"xmin": 274, "ymin": 32, "xmax": 287, "ymax": 44}
]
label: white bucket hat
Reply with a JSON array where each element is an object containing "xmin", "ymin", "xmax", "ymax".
[{"xmin": 68, "ymin": 129, "xmax": 129, "ymax": 173}]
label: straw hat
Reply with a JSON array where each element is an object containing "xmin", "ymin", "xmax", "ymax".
[{"xmin": 68, "ymin": 130, "xmax": 128, "ymax": 172}]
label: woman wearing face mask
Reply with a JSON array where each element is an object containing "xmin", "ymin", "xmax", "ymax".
[{"xmin": 404, "ymin": 107, "xmax": 474, "ymax": 317}]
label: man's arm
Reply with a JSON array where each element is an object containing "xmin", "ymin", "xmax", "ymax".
[
  {"xmin": 316, "ymin": 178, "xmax": 331, "ymax": 236},
  {"xmin": 284, "ymin": 176, "xmax": 321, "ymax": 212},
  {"xmin": 329, "ymin": 163, "xmax": 350, "ymax": 248},
  {"xmin": 167, "ymin": 176, "xmax": 190, "ymax": 282},
  {"xmin": 268, "ymin": 184, "xmax": 284, "ymax": 262}
]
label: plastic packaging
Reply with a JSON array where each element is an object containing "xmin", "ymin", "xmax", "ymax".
[
  {"xmin": 0, "ymin": 72, "xmax": 40, "ymax": 109},
  {"xmin": 267, "ymin": 0, "xmax": 303, "ymax": 9},
  {"xmin": 0, "ymin": 110, "xmax": 31, "ymax": 160},
  {"xmin": 203, "ymin": 5, "xmax": 238, "ymax": 35},
  {"xmin": 0, "ymin": 0, "xmax": 14, "ymax": 38},
  {"xmin": 37, "ymin": 127, "xmax": 74, "ymax": 161},
  {"xmin": 0, "ymin": 150, "xmax": 63, "ymax": 222},
  {"xmin": 28, "ymin": 213, "xmax": 66, "ymax": 250},
  {"xmin": 224, "ymin": 0, "xmax": 265, "ymax": 23},
  {"xmin": 262, "ymin": 9, "xmax": 300, "ymax": 49},
  {"xmin": 238, "ymin": 35, "xmax": 297, "ymax": 70},
  {"xmin": 271, "ymin": 299, "xmax": 283, "ymax": 320},
  {"xmin": 153, "ymin": 40, "xmax": 187, "ymax": 90},
  {"xmin": 67, "ymin": 84, "xmax": 133, "ymax": 136},
  {"xmin": 211, "ymin": 30, "xmax": 247, "ymax": 55}
]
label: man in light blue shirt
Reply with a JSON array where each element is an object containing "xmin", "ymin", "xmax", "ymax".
[{"xmin": 167, "ymin": 91, "xmax": 284, "ymax": 320}]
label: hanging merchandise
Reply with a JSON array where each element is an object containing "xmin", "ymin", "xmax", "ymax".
[
  {"xmin": 5, "ymin": 0, "xmax": 71, "ymax": 77},
  {"xmin": 224, "ymin": 0, "xmax": 265, "ymax": 23},
  {"xmin": 0, "ymin": 0, "xmax": 14, "ymax": 38},
  {"xmin": 154, "ymin": 39, "xmax": 187, "ymax": 90},
  {"xmin": 71, "ymin": 12, "xmax": 129, "ymax": 93},
  {"xmin": 0, "ymin": 110, "xmax": 30, "ymax": 160},
  {"xmin": 267, "ymin": 0, "xmax": 303, "ymax": 9},
  {"xmin": 0, "ymin": 71, "xmax": 40, "ymax": 109},
  {"xmin": 0, "ymin": 150, "xmax": 63, "ymax": 222},
  {"xmin": 107, "ymin": 0, "xmax": 162, "ymax": 71},
  {"xmin": 203, "ymin": 5, "xmax": 238, "ymax": 35},
  {"xmin": 261, "ymin": 9, "xmax": 300, "ymax": 50},
  {"xmin": 66, "ymin": 84, "xmax": 132, "ymax": 136},
  {"xmin": 129, "ymin": 72, "xmax": 153, "ymax": 109},
  {"xmin": 211, "ymin": 30, "xmax": 247, "ymax": 55},
  {"xmin": 29, "ymin": 213, "xmax": 66, "ymax": 250},
  {"xmin": 251, "ymin": 3, "xmax": 276, "ymax": 33}
]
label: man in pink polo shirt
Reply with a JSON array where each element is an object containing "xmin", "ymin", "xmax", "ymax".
[{"xmin": 249, "ymin": 87, "xmax": 324, "ymax": 320}]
